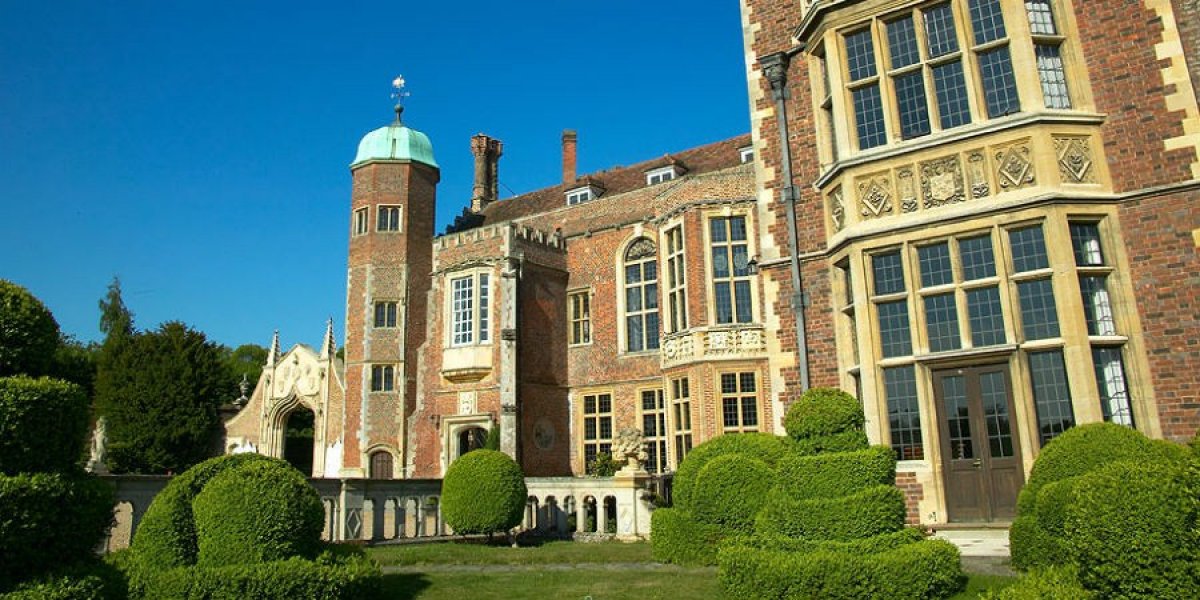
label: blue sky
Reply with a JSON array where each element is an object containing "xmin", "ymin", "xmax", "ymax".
[{"xmin": 0, "ymin": 1, "xmax": 751, "ymax": 349}]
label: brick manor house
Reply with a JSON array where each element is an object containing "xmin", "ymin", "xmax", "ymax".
[{"xmin": 224, "ymin": 0, "xmax": 1200, "ymax": 526}]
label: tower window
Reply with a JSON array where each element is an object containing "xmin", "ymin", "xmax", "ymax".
[
  {"xmin": 377, "ymin": 205, "xmax": 402, "ymax": 232},
  {"xmin": 374, "ymin": 301, "xmax": 398, "ymax": 328},
  {"xmin": 353, "ymin": 207, "xmax": 368, "ymax": 236},
  {"xmin": 370, "ymin": 364, "xmax": 395, "ymax": 392}
]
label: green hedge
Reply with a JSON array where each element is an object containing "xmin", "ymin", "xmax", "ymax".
[
  {"xmin": 650, "ymin": 508, "xmax": 728, "ymax": 566},
  {"xmin": 980, "ymin": 566, "xmax": 1094, "ymax": 600},
  {"xmin": 192, "ymin": 459, "xmax": 324, "ymax": 567},
  {"xmin": 0, "ymin": 472, "xmax": 114, "ymax": 590},
  {"xmin": 0, "ymin": 376, "xmax": 89, "ymax": 475},
  {"xmin": 792, "ymin": 429, "xmax": 870, "ymax": 456},
  {"xmin": 718, "ymin": 538, "xmax": 963, "ymax": 600},
  {"xmin": 725, "ymin": 527, "xmax": 924, "ymax": 556},
  {"xmin": 133, "ymin": 552, "xmax": 381, "ymax": 600},
  {"xmin": 1023, "ymin": 423, "xmax": 1170, "ymax": 501},
  {"xmin": 783, "ymin": 387, "xmax": 864, "ymax": 441},
  {"xmin": 775, "ymin": 445, "xmax": 894, "ymax": 501},
  {"xmin": 755, "ymin": 484, "xmax": 906, "ymax": 541},
  {"xmin": 672, "ymin": 432, "xmax": 795, "ymax": 511},
  {"xmin": 1009, "ymin": 515, "xmax": 1061, "ymax": 572},
  {"xmin": 1034, "ymin": 478, "xmax": 1079, "ymax": 537},
  {"xmin": 0, "ymin": 558, "xmax": 127, "ymax": 600},
  {"xmin": 132, "ymin": 453, "xmax": 273, "ymax": 572},
  {"xmin": 0, "ymin": 280, "xmax": 60, "ymax": 379},
  {"xmin": 690, "ymin": 454, "xmax": 774, "ymax": 532},
  {"xmin": 1064, "ymin": 460, "xmax": 1199, "ymax": 599},
  {"xmin": 441, "ymin": 449, "xmax": 526, "ymax": 535}
]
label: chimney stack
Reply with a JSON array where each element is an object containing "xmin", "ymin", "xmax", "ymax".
[
  {"xmin": 470, "ymin": 134, "xmax": 503, "ymax": 212},
  {"xmin": 562, "ymin": 129, "xmax": 577, "ymax": 184}
]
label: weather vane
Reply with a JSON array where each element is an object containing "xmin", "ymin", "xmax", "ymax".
[{"xmin": 391, "ymin": 75, "xmax": 410, "ymax": 123}]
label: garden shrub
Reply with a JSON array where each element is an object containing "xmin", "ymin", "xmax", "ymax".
[
  {"xmin": 440, "ymin": 449, "xmax": 526, "ymax": 535},
  {"xmin": 135, "ymin": 551, "xmax": 381, "ymax": 600},
  {"xmin": 671, "ymin": 432, "xmax": 795, "ymax": 511},
  {"xmin": 1, "ymin": 558, "xmax": 127, "ymax": 600},
  {"xmin": 132, "ymin": 452, "xmax": 272, "ymax": 572},
  {"xmin": 0, "ymin": 376, "xmax": 89, "ymax": 475},
  {"xmin": 718, "ymin": 537, "xmax": 963, "ymax": 600},
  {"xmin": 1023, "ymin": 423, "xmax": 1166, "ymax": 499},
  {"xmin": 192, "ymin": 458, "xmax": 324, "ymax": 567},
  {"xmin": 783, "ymin": 387, "xmax": 864, "ymax": 440},
  {"xmin": 755, "ymin": 484, "xmax": 906, "ymax": 541},
  {"xmin": 650, "ymin": 507, "xmax": 728, "ymax": 566},
  {"xmin": 0, "ymin": 472, "xmax": 114, "ymax": 590},
  {"xmin": 792, "ymin": 428, "xmax": 870, "ymax": 456},
  {"xmin": 775, "ymin": 445, "xmax": 894, "ymax": 501},
  {"xmin": 980, "ymin": 566, "xmax": 1094, "ymax": 600},
  {"xmin": 1064, "ymin": 460, "xmax": 1199, "ymax": 599},
  {"xmin": 0, "ymin": 280, "xmax": 60, "ymax": 378},
  {"xmin": 1008, "ymin": 515, "xmax": 1060, "ymax": 572},
  {"xmin": 725, "ymin": 527, "xmax": 924, "ymax": 555},
  {"xmin": 689, "ymin": 453, "xmax": 774, "ymax": 531},
  {"xmin": 1033, "ymin": 478, "xmax": 1079, "ymax": 536}
]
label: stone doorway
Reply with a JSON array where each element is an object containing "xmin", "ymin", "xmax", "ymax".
[{"xmin": 283, "ymin": 406, "xmax": 315, "ymax": 476}]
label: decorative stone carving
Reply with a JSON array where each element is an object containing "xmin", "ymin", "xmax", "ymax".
[
  {"xmin": 612, "ymin": 428, "xmax": 648, "ymax": 473},
  {"xmin": 86, "ymin": 417, "xmax": 109, "ymax": 475},
  {"xmin": 625, "ymin": 237, "xmax": 657, "ymax": 261},
  {"xmin": 457, "ymin": 391, "xmax": 478, "ymax": 415},
  {"xmin": 661, "ymin": 334, "xmax": 695, "ymax": 365},
  {"xmin": 858, "ymin": 173, "xmax": 894, "ymax": 219},
  {"xmin": 829, "ymin": 187, "xmax": 845, "ymax": 232},
  {"xmin": 967, "ymin": 150, "xmax": 989, "ymax": 198},
  {"xmin": 897, "ymin": 167, "xmax": 918, "ymax": 213},
  {"xmin": 533, "ymin": 418, "xmax": 555, "ymax": 450},
  {"xmin": 705, "ymin": 327, "xmax": 765, "ymax": 355},
  {"xmin": 995, "ymin": 141, "xmax": 1036, "ymax": 190},
  {"xmin": 921, "ymin": 156, "xmax": 965, "ymax": 208},
  {"xmin": 1055, "ymin": 136, "xmax": 1096, "ymax": 183}
]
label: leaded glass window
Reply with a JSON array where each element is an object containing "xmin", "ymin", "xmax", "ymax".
[
  {"xmin": 885, "ymin": 366, "xmax": 924, "ymax": 460},
  {"xmin": 624, "ymin": 238, "xmax": 660, "ymax": 352},
  {"xmin": 710, "ymin": 217, "xmax": 753, "ymax": 324},
  {"xmin": 582, "ymin": 393, "xmax": 613, "ymax": 472},
  {"xmin": 721, "ymin": 372, "xmax": 759, "ymax": 433},
  {"xmin": 1028, "ymin": 350, "xmax": 1076, "ymax": 445}
]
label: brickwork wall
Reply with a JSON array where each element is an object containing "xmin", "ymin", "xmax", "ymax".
[
  {"xmin": 1171, "ymin": 0, "xmax": 1200, "ymax": 101},
  {"xmin": 895, "ymin": 471, "xmax": 925, "ymax": 526}
]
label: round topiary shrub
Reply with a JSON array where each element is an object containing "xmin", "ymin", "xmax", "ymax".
[
  {"xmin": 441, "ymin": 449, "xmax": 526, "ymax": 535},
  {"xmin": 672, "ymin": 432, "xmax": 795, "ymax": 511},
  {"xmin": 132, "ymin": 453, "xmax": 273, "ymax": 572},
  {"xmin": 0, "ymin": 376, "xmax": 90, "ymax": 475},
  {"xmin": 0, "ymin": 472, "xmax": 114, "ymax": 590},
  {"xmin": 783, "ymin": 387, "xmax": 865, "ymax": 440},
  {"xmin": 192, "ymin": 458, "xmax": 324, "ymax": 567},
  {"xmin": 0, "ymin": 279, "xmax": 61, "ymax": 378},
  {"xmin": 650, "ymin": 507, "xmax": 728, "ymax": 566},
  {"xmin": 690, "ymin": 454, "xmax": 774, "ymax": 532},
  {"xmin": 1064, "ymin": 460, "xmax": 1199, "ymax": 598},
  {"xmin": 1024, "ymin": 423, "xmax": 1165, "ymax": 495}
]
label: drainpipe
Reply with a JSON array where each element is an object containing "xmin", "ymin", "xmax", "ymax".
[{"xmin": 760, "ymin": 50, "xmax": 811, "ymax": 393}]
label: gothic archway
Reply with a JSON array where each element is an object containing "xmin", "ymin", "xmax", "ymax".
[
  {"xmin": 282, "ymin": 406, "xmax": 315, "ymax": 476},
  {"xmin": 458, "ymin": 427, "xmax": 488, "ymax": 458}
]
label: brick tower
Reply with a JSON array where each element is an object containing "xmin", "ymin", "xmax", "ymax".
[{"xmin": 342, "ymin": 104, "xmax": 439, "ymax": 478}]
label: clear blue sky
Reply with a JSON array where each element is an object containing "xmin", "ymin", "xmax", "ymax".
[{"xmin": 0, "ymin": 1, "xmax": 751, "ymax": 350}]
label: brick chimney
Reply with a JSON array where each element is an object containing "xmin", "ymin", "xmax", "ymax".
[
  {"xmin": 470, "ymin": 133, "xmax": 503, "ymax": 212},
  {"xmin": 562, "ymin": 129, "xmax": 577, "ymax": 184}
]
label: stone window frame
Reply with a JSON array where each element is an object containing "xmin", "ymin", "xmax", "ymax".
[
  {"xmin": 663, "ymin": 223, "xmax": 690, "ymax": 334},
  {"xmin": 373, "ymin": 300, "xmax": 398, "ymax": 329},
  {"xmin": 618, "ymin": 235, "xmax": 661, "ymax": 355},
  {"xmin": 704, "ymin": 208, "xmax": 759, "ymax": 326},
  {"xmin": 376, "ymin": 204, "xmax": 402, "ymax": 233},
  {"xmin": 445, "ymin": 268, "xmax": 492, "ymax": 348},
  {"xmin": 668, "ymin": 375, "xmax": 694, "ymax": 469},
  {"xmin": 369, "ymin": 364, "xmax": 395, "ymax": 393},
  {"xmin": 577, "ymin": 389, "xmax": 614, "ymax": 474},
  {"xmin": 352, "ymin": 207, "xmax": 368, "ymax": 237},
  {"xmin": 637, "ymin": 386, "xmax": 669, "ymax": 474},
  {"xmin": 568, "ymin": 288, "xmax": 592, "ymax": 346}
]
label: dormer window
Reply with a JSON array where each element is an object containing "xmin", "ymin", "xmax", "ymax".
[
  {"xmin": 645, "ymin": 166, "xmax": 679, "ymax": 186},
  {"xmin": 739, "ymin": 146, "xmax": 754, "ymax": 164},
  {"xmin": 566, "ymin": 185, "xmax": 598, "ymax": 206}
]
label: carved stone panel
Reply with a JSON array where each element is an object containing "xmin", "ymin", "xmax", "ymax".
[
  {"xmin": 897, "ymin": 167, "xmax": 918, "ymax": 213},
  {"xmin": 994, "ymin": 141, "xmax": 1036, "ymax": 191},
  {"xmin": 920, "ymin": 156, "xmax": 965, "ymax": 209},
  {"xmin": 829, "ymin": 187, "xmax": 845, "ymax": 232},
  {"xmin": 967, "ymin": 150, "xmax": 990, "ymax": 199},
  {"xmin": 1055, "ymin": 136, "xmax": 1096, "ymax": 184},
  {"xmin": 858, "ymin": 173, "xmax": 894, "ymax": 219}
]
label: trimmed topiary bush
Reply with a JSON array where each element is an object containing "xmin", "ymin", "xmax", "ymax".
[
  {"xmin": 0, "ymin": 280, "xmax": 61, "ymax": 378},
  {"xmin": 1024, "ymin": 423, "xmax": 1168, "ymax": 498},
  {"xmin": 0, "ymin": 472, "xmax": 114, "ymax": 591},
  {"xmin": 650, "ymin": 507, "xmax": 728, "ymax": 566},
  {"xmin": 775, "ymin": 445, "xmax": 895, "ymax": 501},
  {"xmin": 1064, "ymin": 460, "xmax": 1199, "ymax": 599},
  {"xmin": 1009, "ymin": 515, "xmax": 1060, "ymax": 572},
  {"xmin": 0, "ymin": 376, "xmax": 90, "ymax": 475},
  {"xmin": 690, "ymin": 453, "xmax": 774, "ymax": 532},
  {"xmin": 441, "ymin": 449, "xmax": 526, "ymax": 535},
  {"xmin": 755, "ymin": 484, "xmax": 906, "ymax": 541},
  {"xmin": 783, "ymin": 387, "xmax": 869, "ymax": 455},
  {"xmin": 671, "ymin": 432, "xmax": 795, "ymax": 511},
  {"xmin": 192, "ymin": 458, "xmax": 324, "ymax": 567},
  {"xmin": 726, "ymin": 527, "xmax": 924, "ymax": 556},
  {"xmin": 0, "ymin": 558, "xmax": 128, "ymax": 600},
  {"xmin": 134, "ymin": 549, "xmax": 381, "ymax": 600},
  {"xmin": 980, "ymin": 566, "xmax": 1094, "ymax": 600}
]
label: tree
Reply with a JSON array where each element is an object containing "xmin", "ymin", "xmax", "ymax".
[
  {"xmin": 0, "ymin": 279, "xmax": 61, "ymax": 378},
  {"xmin": 94, "ymin": 321, "xmax": 228, "ymax": 474},
  {"xmin": 97, "ymin": 276, "xmax": 134, "ymax": 345},
  {"xmin": 49, "ymin": 334, "xmax": 98, "ymax": 398},
  {"xmin": 220, "ymin": 343, "xmax": 268, "ymax": 396}
]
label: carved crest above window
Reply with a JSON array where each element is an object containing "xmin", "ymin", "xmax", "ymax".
[{"xmin": 625, "ymin": 238, "xmax": 657, "ymax": 261}]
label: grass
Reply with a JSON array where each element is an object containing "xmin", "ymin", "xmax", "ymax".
[
  {"xmin": 952, "ymin": 573, "xmax": 1018, "ymax": 599},
  {"xmin": 366, "ymin": 539, "xmax": 654, "ymax": 566}
]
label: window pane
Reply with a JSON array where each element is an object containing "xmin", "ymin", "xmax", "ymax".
[
  {"xmin": 735, "ymin": 280, "xmax": 753, "ymax": 323},
  {"xmin": 1018, "ymin": 279, "xmax": 1061, "ymax": 340},
  {"xmin": 878, "ymin": 300, "xmax": 913, "ymax": 358},
  {"xmin": 1009, "ymin": 226, "xmax": 1049, "ymax": 272},
  {"xmin": 730, "ymin": 217, "xmax": 747, "ymax": 241},
  {"xmin": 627, "ymin": 316, "xmax": 643, "ymax": 352},
  {"xmin": 918, "ymin": 243, "xmax": 954, "ymax": 288},
  {"xmin": 721, "ymin": 373, "xmax": 737, "ymax": 394},
  {"xmin": 978, "ymin": 46, "xmax": 1020, "ymax": 118},
  {"xmin": 1079, "ymin": 276, "xmax": 1117, "ymax": 336},
  {"xmin": 959, "ymin": 235, "xmax": 997, "ymax": 280},
  {"xmin": 741, "ymin": 398, "xmax": 758, "ymax": 428},
  {"xmin": 712, "ymin": 247, "xmax": 730, "ymax": 278},
  {"xmin": 1028, "ymin": 350, "xmax": 1076, "ymax": 445},
  {"xmin": 1025, "ymin": 0, "xmax": 1058, "ymax": 35},
  {"xmin": 740, "ymin": 372, "xmax": 756, "ymax": 392},
  {"xmin": 980, "ymin": 371, "xmax": 1015, "ymax": 458},
  {"xmin": 723, "ymin": 399, "xmax": 739, "ymax": 428},
  {"xmin": 853, "ymin": 85, "xmax": 888, "ymax": 150},
  {"xmin": 710, "ymin": 218, "xmax": 727, "ymax": 242},
  {"xmin": 924, "ymin": 293, "xmax": 962, "ymax": 352},
  {"xmin": 1093, "ymin": 347, "xmax": 1135, "ymax": 427},
  {"xmin": 872, "ymin": 251, "xmax": 907, "ymax": 295},
  {"xmin": 626, "ymin": 287, "xmax": 641, "ymax": 312},
  {"xmin": 1035, "ymin": 44, "xmax": 1071, "ymax": 109},
  {"xmin": 942, "ymin": 375, "xmax": 974, "ymax": 459},
  {"xmin": 732, "ymin": 245, "xmax": 750, "ymax": 277},
  {"xmin": 967, "ymin": 286, "xmax": 1006, "ymax": 346},
  {"xmin": 715, "ymin": 282, "xmax": 733, "ymax": 324},
  {"xmin": 625, "ymin": 264, "xmax": 641, "ymax": 284},
  {"xmin": 1069, "ymin": 223, "xmax": 1105, "ymax": 266},
  {"xmin": 885, "ymin": 366, "xmax": 924, "ymax": 460},
  {"xmin": 645, "ymin": 282, "xmax": 658, "ymax": 310},
  {"xmin": 923, "ymin": 3, "xmax": 960, "ymax": 58},
  {"xmin": 646, "ymin": 313, "xmax": 660, "ymax": 349},
  {"xmin": 845, "ymin": 29, "xmax": 878, "ymax": 81},
  {"xmin": 887, "ymin": 16, "xmax": 921, "ymax": 69},
  {"xmin": 969, "ymin": 0, "xmax": 1008, "ymax": 45},
  {"xmin": 894, "ymin": 71, "xmax": 932, "ymax": 139},
  {"xmin": 479, "ymin": 275, "xmax": 489, "ymax": 342},
  {"xmin": 932, "ymin": 61, "xmax": 972, "ymax": 129}
]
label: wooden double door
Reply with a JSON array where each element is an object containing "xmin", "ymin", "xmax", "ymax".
[{"xmin": 933, "ymin": 364, "xmax": 1024, "ymax": 523}]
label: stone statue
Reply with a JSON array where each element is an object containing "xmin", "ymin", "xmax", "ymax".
[
  {"xmin": 86, "ymin": 417, "xmax": 109, "ymax": 475},
  {"xmin": 612, "ymin": 427, "xmax": 648, "ymax": 473}
]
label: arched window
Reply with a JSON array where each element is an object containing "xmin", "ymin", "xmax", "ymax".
[
  {"xmin": 623, "ymin": 238, "xmax": 660, "ymax": 352},
  {"xmin": 369, "ymin": 450, "xmax": 394, "ymax": 480}
]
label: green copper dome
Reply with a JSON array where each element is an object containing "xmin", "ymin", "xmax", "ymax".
[{"xmin": 351, "ymin": 120, "xmax": 438, "ymax": 169}]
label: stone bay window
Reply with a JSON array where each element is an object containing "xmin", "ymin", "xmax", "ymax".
[{"xmin": 623, "ymin": 237, "xmax": 660, "ymax": 353}]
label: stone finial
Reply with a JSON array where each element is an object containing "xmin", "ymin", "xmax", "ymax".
[
  {"xmin": 321, "ymin": 318, "xmax": 336, "ymax": 359},
  {"xmin": 267, "ymin": 330, "xmax": 280, "ymax": 366}
]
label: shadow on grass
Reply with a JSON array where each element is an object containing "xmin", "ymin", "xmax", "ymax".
[{"xmin": 379, "ymin": 573, "xmax": 432, "ymax": 599}]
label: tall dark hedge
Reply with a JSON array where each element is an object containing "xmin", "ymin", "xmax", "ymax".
[
  {"xmin": 0, "ymin": 376, "xmax": 90, "ymax": 475},
  {"xmin": 441, "ymin": 449, "xmax": 526, "ymax": 535},
  {"xmin": 0, "ymin": 279, "xmax": 61, "ymax": 378}
]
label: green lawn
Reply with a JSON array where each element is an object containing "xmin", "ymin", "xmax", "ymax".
[{"xmin": 364, "ymin": 540, "xmax": 1017, "ymax": 599}]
